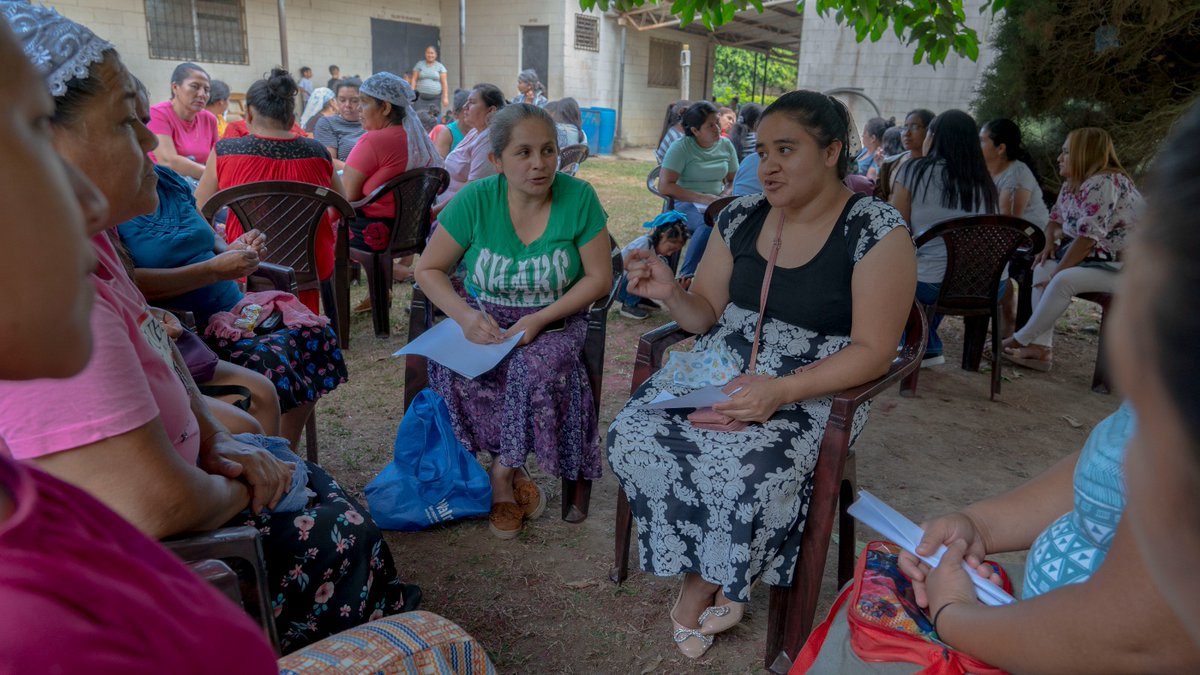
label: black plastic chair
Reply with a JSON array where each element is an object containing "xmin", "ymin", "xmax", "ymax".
[
  {"xmin": 164, "ymin": 526, "xmax": 281, "ymax": 654},
  {"xmin": 347, "ymin": 167, "xmax": 449, "ymax": 338},
  {"xmin": 404, "ymin": 236, "xmax": 624, "ymax": 523},
  {"xmin": 200, "ymin": 180, "xmax": 356, "ymax": 348},
  {"xmin": 611, "ymin": 303, "xmax": 927, "ymax": 670},
  {"xmin": 900, "ymin": 214, "xmax": 1046, "ymax": 400},
  {"xmin": 558, "ymin": 143, "xmax": 589, "ymax": 177},
  {"xmin": 646, "ymin": 166, "xmax": 675, "ymax": 213}
]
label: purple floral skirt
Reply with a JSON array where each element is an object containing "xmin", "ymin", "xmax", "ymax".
[{"xmin": 428, "ymin": 302, "xmax": 601, "ymax": 480}]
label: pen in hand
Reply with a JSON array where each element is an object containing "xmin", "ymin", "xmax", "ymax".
[{"xmin": 468, "ymin": 290, "xmax": 503, "ymax": 343}]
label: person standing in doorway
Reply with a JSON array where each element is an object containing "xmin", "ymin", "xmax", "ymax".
[{"xmin": 410, "ymin": 46, "xmax": 449, "ymax": 112}]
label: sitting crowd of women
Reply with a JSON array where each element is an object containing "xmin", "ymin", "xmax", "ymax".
[{"xmin": 6, "ymin": 3, "xmax": 1200, "ymax": 673}]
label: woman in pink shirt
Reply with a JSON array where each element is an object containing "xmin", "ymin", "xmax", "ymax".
[
  {"xmin": 148, "ymin": 61, "xmax": 219, "ymax": 179},
  {"xmin": 433, "ymin": 82, "xmax": 506, "ymax": 215},
  {"xmin": 0, "ymin": 6, "xmax": 416, "ymax": 654}
]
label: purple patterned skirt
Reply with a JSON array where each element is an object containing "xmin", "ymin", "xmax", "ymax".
[{"xmin": 428, "ymin": 302, "xmax": 601, "ymax": 480}]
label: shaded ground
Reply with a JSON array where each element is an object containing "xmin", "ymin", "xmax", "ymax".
[{"xmin": 313, "ymin": 157, "xmax": 1120, "ymax": 673}]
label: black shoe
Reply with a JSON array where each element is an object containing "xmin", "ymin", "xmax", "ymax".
[{"xmin": 619, "ymin": 304, "xmax": 650, "ymax": 320}]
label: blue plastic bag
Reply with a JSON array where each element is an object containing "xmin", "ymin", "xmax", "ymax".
[{"xmin": 365, "ymin": 389, "xmax": 492, "ymax": 531}]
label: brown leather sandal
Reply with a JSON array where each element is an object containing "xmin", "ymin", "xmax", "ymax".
[
  {"xmin": 513, "ymin": 470, "xmax": 546, "ymax": 520},
  {"xmin": 488, "ymin": 502, "xmax": 524, "ymax": 539}
]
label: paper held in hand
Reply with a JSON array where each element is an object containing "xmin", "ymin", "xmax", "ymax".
[
  {"xmin": 847, "ymin": 490, "xmax": 1016, "ymax": 607},
  {"xmin": 393, "ymin": 318, "xmax": 524, "ymax": 379},
  {"xmin": 637, "ymin": 384, "xmax": 732, "ymax": 410}
]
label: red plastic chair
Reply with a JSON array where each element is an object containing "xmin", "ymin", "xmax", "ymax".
[{"xmin": 611, "ymin": 302, "xmax": 927, "ymax": 670}]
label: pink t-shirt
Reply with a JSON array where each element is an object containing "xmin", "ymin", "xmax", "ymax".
[
  {"xmin": 0, "ymin": 455, "xmax": 278, "ymax": 674},
  {"xmin": 0, "ymin": 234, "xmax": 200, "ymax": 463},
  {"xmin": 345, "ymin": 125, "xmax": 410, "ymax": 220},
  {"xmin": 148, "ymin": 100, "xmax": 219, "ymax": 166},
  {"xmin": 438, "ymin": 127, "xmax": 497, "ymax": 205}
]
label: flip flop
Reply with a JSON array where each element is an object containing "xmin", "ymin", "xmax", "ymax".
[{"xmin": 1001, "ymin": 346, "xmax": 1052, "ymax": 372}]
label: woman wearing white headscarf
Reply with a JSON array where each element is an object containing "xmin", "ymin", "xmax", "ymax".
[
  {"xmin": 300, "ymin": 85, "xmax": 335, "ymax": 133},
  {"xmin": 343, "ymin": 72, "xmax": 443, "ymax": 296}
]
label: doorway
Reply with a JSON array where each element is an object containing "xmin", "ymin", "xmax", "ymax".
[
  {"xmin": 521, "ymin": 25, "xmax": 549, "ymax": 96},
  {"xmin": 371, "ymin": 18, "xmax": 440, "ymax": 81}
]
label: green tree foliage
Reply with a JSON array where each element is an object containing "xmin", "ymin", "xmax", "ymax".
[
  {"xmin": 973, "ymin": 0, "xmax": 1199, "ymax": 183},
  {"xmin": 711, "ymin": 46, "xmax": 798, "ymax": 105},
  {"xmin": 579, "ymin": 0, "xmax": 1008, "ymax": 66}
]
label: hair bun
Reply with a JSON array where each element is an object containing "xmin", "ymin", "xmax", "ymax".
[{"xmin": 266, "ymin": 67, "xmax": 296, "ymax": 98}]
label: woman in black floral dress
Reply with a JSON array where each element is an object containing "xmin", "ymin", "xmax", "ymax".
[{"xmin": 608, "ymin": 91, "xmax": 916, "ymax": 659}]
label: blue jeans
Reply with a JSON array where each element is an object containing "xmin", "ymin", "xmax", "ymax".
[
  {"xmin": 915, "ymin": 282, "xmax": 945, "ymax": 356},
  {"xmin": 676, "ymin": 201, "xmax": 710, "ymax": 279},
  {"xmin": 616, "ymin": 254, "xmax": 670, "ymax": 308}
]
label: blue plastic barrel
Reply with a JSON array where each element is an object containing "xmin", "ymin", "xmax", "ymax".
[
  {"xmin": 594, "ymin": 107, "xmax": 616, "ymax": 154},
  {"xmin": 581, "ymin": 108, "xmax": 601, "ymax": 155}
]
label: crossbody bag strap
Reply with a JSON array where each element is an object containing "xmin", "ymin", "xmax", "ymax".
[{"xmin": 747, "ymin": 211, "xmax": 786, "ymax": 372}]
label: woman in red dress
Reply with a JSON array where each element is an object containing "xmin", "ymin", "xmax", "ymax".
[{"xmin": 195, "ymin": 67, "xmax": 344, "ymax": 315}]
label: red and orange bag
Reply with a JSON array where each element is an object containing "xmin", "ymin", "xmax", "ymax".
[{"xmin": 792, "ymin": 541, "xmax": 1011, "ymax": 675}]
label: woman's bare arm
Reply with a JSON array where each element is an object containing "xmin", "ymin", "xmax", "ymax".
[
  {"xmin": 193, "ymin": 152, "xmax": 219, "ymax": 211},
  {"xmin": 933, "ymin": 522, "xmax": 1200, "ymax": 674},
  {"xmin": 153, "ymin": 134, "xmax": 206, "ymax": 179},
  {"xmin": 31, "ymin": 421, "xmax": 250, "ymax": 539},
  {"xmin": 659, "ymin": 168, "xmax": 718, "ymax": 205}
]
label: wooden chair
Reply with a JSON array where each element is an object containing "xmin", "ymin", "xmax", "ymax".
[
  {"xmin": 346, "ymin": 167, "xmax": 449, "ymax": 338},
  {"xmin": 558, "ymin": 143, "xmax": 590, "ymax": 177},
  {"xmin": 646, "ymin": 166, "xmax": 675, "ymax": 213},
  {"xmin": 403, "ymin": 236, "xmax": 624, "ymax": 522},
  {"xmin": 165, "ymin": 526, "xmax": 282, "ymax": 654},
  {"xmin": 201, "ymin": 180, "xmax": 356, "ymax": 348},
  {"xmin": 900, "ymin": 215, "xmax": 1045, "ymax": 400},
  {"xmin": 610, "ymin": 302, "xmax": 926, "ymax": 670},
  {"xmin": 227, "ymin": 93, "xmax": 246, "ymax": 117}
]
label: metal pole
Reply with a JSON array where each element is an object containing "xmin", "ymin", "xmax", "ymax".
[
  {"xmin": 761, "ymin": 50, "xmax": 769, "ymax": 102},
  {"xmin": 616, "ymin": 23, "xmax": 627, "ymax": 148},
  {"xmin": 276, "ymin": 0, "xmax": 288, "ymax": 70},
  {"xmin": 459, "ymin": 0, "xmax": 466, "ymax": 88},
  {"xmin": 680, "ymin": 43, "xmax": 691, "ymax": 100},
  {"xmin": 750, "ymin": 52, "xmax": 759, "ymax": 104}
]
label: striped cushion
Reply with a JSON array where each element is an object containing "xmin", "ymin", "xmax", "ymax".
[{"xmin": 278, "ymin": 611, "xmax": 495, "ymax": 674}]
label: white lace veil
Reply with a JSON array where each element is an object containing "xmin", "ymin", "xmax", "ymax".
[
  {"xmin": 1, "ymin": 1, "xmax": 114, "ymax": 97},
  {"xmin": 359, "ymin": 71, "xmax": 443, "ymax": 170}
]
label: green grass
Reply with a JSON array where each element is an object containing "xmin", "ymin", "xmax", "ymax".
[{"xmin": 574, "ymin": 157, "xmax": 661, "ymax": 248}]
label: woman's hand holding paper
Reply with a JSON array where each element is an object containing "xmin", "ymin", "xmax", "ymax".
[
  {"xmin": 711, "ymin": 373, "xmax": 787, "ymax": 423},
  {"xmin": 900, "ymin": 511, "xmax": 991, "ymax": 609}
]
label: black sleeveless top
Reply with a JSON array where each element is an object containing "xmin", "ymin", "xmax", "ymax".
[{"xmin": 717, "ymin": 193, "xmax": 906, "ymax": 337}]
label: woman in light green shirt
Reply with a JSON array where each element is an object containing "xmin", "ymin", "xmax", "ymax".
[
  {"xmin": 659, "ymin": 101, "xmax": 738, "ymax": 280},
  {"xmin": 409, "ymin": 45, "xmax": 449, "ymax": 110}
]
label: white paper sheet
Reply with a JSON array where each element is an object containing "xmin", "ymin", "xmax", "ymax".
[
  {"xmin": 638, "ymin": 384, "xmax": 732, "ymax": 410},
  {"xmin": 393, "ymin": 318, "xmax": 524, "ymax": 379},
  {"xmin": 848, "ymin": 490, "xmax": 1016, "ymax": 606}
]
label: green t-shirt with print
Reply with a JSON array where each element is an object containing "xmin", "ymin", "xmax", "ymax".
[
  {"xmin": 661, "ymin": 135, "xmax": 739, "ymax": 196},
  {"xmin": 440, "ymin": 173, "xmax": 607, "ymax": 307}
]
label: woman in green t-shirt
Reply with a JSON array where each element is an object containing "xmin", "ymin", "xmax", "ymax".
[
  {"xmin": 659, "ymin": 101, "xmax": 739, "ymax": 281},
  {"xmin": 414, "ymin": 104, "xmax": 614, "ymax": 540}
]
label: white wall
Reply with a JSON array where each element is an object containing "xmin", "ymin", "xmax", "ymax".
[
  {"xmin": 555, "ymin": 6, "xmax": 714, "ymax": 147},
  {"xmin": 795, "ymin": 2, "xmax": 997, "ymax": 135},
  {"xmin": 48, "ymin": 0, "xmax": 441, "ymax": 106}
]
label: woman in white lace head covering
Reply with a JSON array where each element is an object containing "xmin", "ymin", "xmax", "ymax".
[
  {"xmin": 342, "ymin": 71, "xmax": 445, "ymax": 298},
  {"xmin": 299, "ymin": 85, "xmax": 334, "ymax": 133}
]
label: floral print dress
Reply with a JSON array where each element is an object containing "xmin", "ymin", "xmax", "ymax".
[
  {"xmin": 227, "ymin": 461, "xmax": 418, "ymax": 653},
  {"xmin": 606, "ymin": 195, "xmax": 905, "ymax": 601},
  {"xmin": 1050, "ymin": 171, "xmax": 1142, "ymax": 260}
]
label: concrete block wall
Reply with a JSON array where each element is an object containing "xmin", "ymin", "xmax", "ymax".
[
  {"xmin": 795, "ymin": 2, "xmax": 997, "ymax": 136},
  {"xmin": 48, "ymin": 0, "xmax": 441, "ymax": 106}
]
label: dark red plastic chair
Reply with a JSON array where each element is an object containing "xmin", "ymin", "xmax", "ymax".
[
  {"xmin": 900, "ymin": 214, "xmax": 1045, "ymax": 400},
  {"xmin": 347, "ymin": 167, "xmax": 449, "ymax": 338},
  {"xmin": 403, "ymin": 236, "xmax": 624, "ymax": 523},
  {"xmin": 611, "ymin": 302, "xmax": 927, "ymax": 670},
  {"xmin": 200, "ymin": 180, "xmax": 356, "ymax": 348}
]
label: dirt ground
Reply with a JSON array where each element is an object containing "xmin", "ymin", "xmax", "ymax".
[{"xmin": 312, "ymin": 157, "xmax": 1120, "ymax": 674}]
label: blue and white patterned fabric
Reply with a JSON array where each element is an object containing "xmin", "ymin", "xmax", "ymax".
[{"xmin": 1023, "ymin": 402, "xmax": 1133, "ymax": 598}]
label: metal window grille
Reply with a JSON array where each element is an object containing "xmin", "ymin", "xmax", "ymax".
[
  {"xmin": 574, "ymin": 14, "xmax": 599, "ymax": 52},
  {"xmin": 648, "ymin": 38, "xmax": 680, "ymax": 89},
  {"xmin": 145, "ymin": 0, "xmax": 248, "ymax": 65}
]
